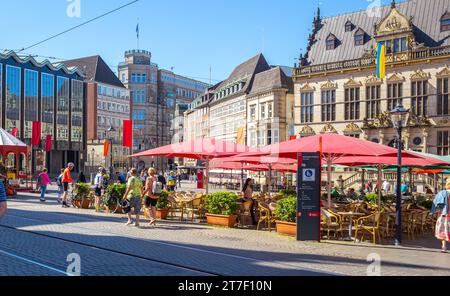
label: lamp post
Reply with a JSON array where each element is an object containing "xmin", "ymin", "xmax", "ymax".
[
  {"xmin": 107, "ymin": 125, "xmax": 116, "ymax": 180},
  {"xmin": 390, "ymin": 103, "xmax": 410, "ymax": 246}
]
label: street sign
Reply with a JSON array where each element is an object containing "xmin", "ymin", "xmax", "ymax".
[{"xmin": 297, "ymin": 152, "xmax": 322, "ymax": 242}]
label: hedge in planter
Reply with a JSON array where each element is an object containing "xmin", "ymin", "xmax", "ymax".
[
  {"xmin": 145, "ymin": 190, "xmax": 170, "ymax": 220},
  {"xmin": 72, "ymin": 183, "xmax": 94, "ymax": 209},
  {"xmin": 275, "ymin": 196, "xmax": 297, "ymax": 236},
  {"xmin": 205, "ymin": 192, "xmax": 238, "ymax": 227},
  {"xmin": 104, "ymin": 184, "xmax": 127, "ymax": 213}
]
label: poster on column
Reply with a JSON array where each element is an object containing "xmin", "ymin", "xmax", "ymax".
[{"xmin": 297, "ymin": 152, "xmax": 322, "ymax": 242}]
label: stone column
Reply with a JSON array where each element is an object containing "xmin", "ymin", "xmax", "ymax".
[
  {"xmin": 403, "ymin": 130, "xmax": 410, "ymax": 150},
  {"xmin": 379, "ymin": 130, "xmax": 385, "ymax": 145},
  {"xmin": 422, "ymin": 128, "xmax": 429, "ymax": 153}
]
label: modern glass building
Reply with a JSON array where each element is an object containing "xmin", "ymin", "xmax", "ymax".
[{"xmin": 0, "ymin": 50, "xmax": 86, "ymax": 175}]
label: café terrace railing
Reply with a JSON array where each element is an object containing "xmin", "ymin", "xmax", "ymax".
[{"xmin": 295, "ymin": 45, "xmax": 450, "ymax": 77}]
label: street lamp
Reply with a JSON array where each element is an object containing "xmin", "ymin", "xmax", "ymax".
[
  {"xmin": 107, "ymin": 125, "xmax": 116, "ymax": 179},
  {"xmin": 390, "ymin": 103, "xmax": 410, "ymax": 246}
]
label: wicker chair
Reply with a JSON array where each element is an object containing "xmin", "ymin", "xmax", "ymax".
[
  {"xmin": 354, "ymin": 211, "xmax": 382, "ymax": 244},
  {"xmin": 257, "ymin": 202, "xmax": 276, "ymax": 232},
  {"xmin": 184, "ymin": 197, "xmax": 205, "ymax": 223},
  {"xmin": 321, "ymin": 209, "xmax": 343, "ymax": 240}
]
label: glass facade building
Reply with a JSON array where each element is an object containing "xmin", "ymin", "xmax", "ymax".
[{"xmin": 0, "ymin": 51, "xmax": 86, "ymax": 174}]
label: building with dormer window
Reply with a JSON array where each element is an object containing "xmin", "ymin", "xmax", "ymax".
[{"xmin": 294, "ymin": 0, "xmax": 450, "ymax": 155}]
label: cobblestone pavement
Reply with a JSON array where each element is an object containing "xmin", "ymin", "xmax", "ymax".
[{"xmin": 0, "ymin": 186, "xmax": 449, "ymax": 276}]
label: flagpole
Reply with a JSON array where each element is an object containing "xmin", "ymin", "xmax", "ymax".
[{"xmin": 136, "ymin": 18, "xmax": 140, "ymax": 50}]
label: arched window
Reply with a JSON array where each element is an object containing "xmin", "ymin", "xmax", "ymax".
[
  {"xmin": 326, "ymin": 34, "xmax": 337, "ymax": 50},
  {"xmin": 441, "ymin": 11, "xmax": 450, "ymax": 32},
  {"xmin": 354, "ymin": 28, "xmax": 366, "ymax": 46},
  {"xmin": 345, "ymin": 20, "xmax": 353, "ymax": 32}
]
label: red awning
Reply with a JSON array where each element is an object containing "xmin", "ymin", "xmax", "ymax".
[
  {"xmin": 130, "ymin": 138, "xmax": 249, "ymax": 160},
  {"xmin": 239, "ymin": 133, "xmax": 420, "ymax": 160},
  {"xmin": 333, "ymin": 155, "xmax": 449, "ymax": 167}
]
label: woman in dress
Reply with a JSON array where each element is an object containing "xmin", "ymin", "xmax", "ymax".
[{"xmin": 432, "ymin": 179, "xmax": 450, "ymax": 253}]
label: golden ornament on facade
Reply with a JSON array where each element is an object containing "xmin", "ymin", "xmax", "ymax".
[
  {"xmin": 300, "ymin": 82, "xmax": 316, "ymax": 92},
  {"xmin": 320, "ymin": 123, "xmax": 338, "ymax": 134},
  {"xmin": 375, "ymin": 7, "xmax": 412, "ymax": 36},
  {"xmin": 365, "ymin": 74, "xmax": 382, "ymax": 85},
  {"xmin": 299, "ymin": 125, "xmax": 316, "ymax": 136},
  {"xmin": 437, "ymin": 66, "xmax": 450, "ymax": 77},
  {"xmin": 343, "ymin": 123, "xmax": 362, "ymax": 134},
  {"xmin": 320, "ymin": 80, "xmax": 338, "ymax": 90},
  {"xmin": 387, "ymin": 73, "xmax": 405, "ymax": 82},
  {"xmin": 407, "ymin": 114, "xmax": 432, "ymax": 127},
  {"xmin": 410, "ymin": 68, "xmax": 431, "ymax": 80},
  {"xmin": 344, "ymin": 78, "xmax": 362, "ymax": 87}
]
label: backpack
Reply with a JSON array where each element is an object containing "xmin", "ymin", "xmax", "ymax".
[
  {"xmin": 152, "ymin": 178, "xmax": 163, "ymax": 196},
  {"xmin": 56, "ymin": 175, "xmax": 63, "ymax": 187},
  {"xmin": 168, "ymin": 177, "xmax": 175, "ymax": 187},
  {"xmin": 102, "ymin": 175, "xmax": 109, "ymax": 189}
]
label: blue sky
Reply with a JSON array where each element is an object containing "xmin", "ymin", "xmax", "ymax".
[{"xmin": 0, "ymin": 0, "xmax": 394, "ymax": 83}]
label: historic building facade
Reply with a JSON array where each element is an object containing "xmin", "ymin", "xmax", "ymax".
[
  {"xmin": 118, "ymin": 49, "xmax": 209, "ymax": 169},
  {"xmin": 294, "ymin": 0, "xmax": 450, "ymax": 155},
  {"xmin": 184, "ymin": 54, "xmax": 294, "ymax": 149},
  {"xmin": 0, "ymin": 50, "xmax": 86, "ymax": 175},
  {"xmin": 63, "ymin": 55, "xmax": 131, "ymax": 172}
]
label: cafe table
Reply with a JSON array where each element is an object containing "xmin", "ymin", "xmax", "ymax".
[{"xmin": 337, "ymin": 211, "xmax": 365, "ymax": 241}]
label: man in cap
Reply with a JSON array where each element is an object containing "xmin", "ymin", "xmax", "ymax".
[{"xmin": 61, "ymin": 163, "xmax": 75, "ymax": 208}]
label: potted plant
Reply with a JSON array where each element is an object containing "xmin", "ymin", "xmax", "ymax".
[
  {"xmin": 103, "ymin": 184, "xmax": 127, "ymax": 214},
  {"xmin": 205, "ymin": 192, "xmax": 238, "ymax": 228},
  {"xmin": 144, "ymin": 190, "xmax": 170, "ymax": 220},
  {"xmin": 72, "ymin": 183, "xmax": 94, "ymax": 209},
  {"xmin": 275, "ymin": 196, "xmax": 297, "ymax": 236}
]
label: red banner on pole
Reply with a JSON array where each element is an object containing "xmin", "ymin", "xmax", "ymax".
[
  {"xmin": 104, "ymin": 141, "xmax": 110, "ymax": 157},
  {"xmin": 123, "ymin": 120, "xmax": 133, "ymax": 148},
  {"xmin": 290, "ymin": 135, "xmax": 297, "ymax": 140},
  {"xmin": 45, "ymin": 135, "xmax": 52, "ymax": 152},
  {"xmin": 32, "ymin": 121, "xmax": 41, "ymax": 145},
  {"xmin": 11, "ymin": 127, "xmax": 18, "ymax": 138}
]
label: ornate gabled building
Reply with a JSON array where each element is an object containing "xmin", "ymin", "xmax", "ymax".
[{"xmin": 294, "ymin": 0, "xmax": 450, "ymax": 155}]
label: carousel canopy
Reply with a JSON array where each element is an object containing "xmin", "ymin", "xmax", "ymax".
[{"xmin": 0, "ymin": 128, "xmax": 27, "ymax": 155}]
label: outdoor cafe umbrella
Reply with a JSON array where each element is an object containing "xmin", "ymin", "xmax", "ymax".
[
  {"xmin": 211, "ymin": 156, "xmax": 297, "ymax": 195},
  {"xmin": 333, "ymin": 154, "xmax": 450, "ymax": 207},
  {"xmin": 130, "ymin": 138, "xmax": 249, "ymax": 194},
  {"xmin": 239, "ymin": 133, "xmax": 424, "ymax": 207}
]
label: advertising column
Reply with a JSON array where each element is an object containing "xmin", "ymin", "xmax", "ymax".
[{"xmin": 297, "ymin": 152, "xmax": 322, "ymax": 242}]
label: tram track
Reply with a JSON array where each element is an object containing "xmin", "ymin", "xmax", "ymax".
[{"xmin": 0, "ymin": 222, "xmax": 220, "ymax": 276}]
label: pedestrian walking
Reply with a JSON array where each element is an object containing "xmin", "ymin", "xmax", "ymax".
[
  {"xmin": 122, "ymin": 168, "xmax": 143, "ymax": 227},
  {"xmin": 38, "ymin": 169, "xmax": 52, "ymax": 202},
  {"xmin": 382, "ymin": 180, "xmax": 391, "ymax": 194},
  {"xmin": 94, "ymin": 167, "xmax": 104, "ymax": 212},
  {"xmin": 56, "ymin": 169, "xmax": 64, "ymax": 203},
  {"xmin": 167, "ymin": 171, "xmax": 176, "ymax": 192},
  {"xmin": 77, "ymin": 171, "xmax": 87, "ymax": 183},
  {"xmin": 177, "ymin": 172, "xmax": 182, "ymax": 188},
  {"xmin": 140, "ymin": 170, "xmax": 147, "ymax": 186},
  {"xmin": 432, "ymin": 179, "xmax": 450, "ymax": 253},
  {"xmin": 143, "ymin": 168, "xmax": 162, "ymax": 226},
  {"xmin": 61, "ymin": 163, "xmax": 75, "ymax": 208},
  {"xmin": 158, "ymin": 171, "xmax": 167, "ymax": 191}
]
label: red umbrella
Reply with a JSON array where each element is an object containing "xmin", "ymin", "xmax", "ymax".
[
  {"xmin": 333, "ymin": 155, "xmax": 449, "ymax": 167},
  {"xmin": 240, "ymin": 133, "xmax": 417, "ymax": 159},
  {"xmin": 131, "ymin": 138, "xmax": 249, "ymax": 160},
  {"xmin": 130, "ymin": 138, "xmax": 249, "ymax": 194},
  {"xmin": 212, "ymin": 156, "xmax": 296, "ymax": 165}
]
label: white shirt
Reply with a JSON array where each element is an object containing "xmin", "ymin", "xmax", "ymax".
[
  {"xmin": 382, "ymin": 181, "xmax": 391, "ymax": 192},
  {"xmin": 94, "ymin": 173, "xmax": 103, "ymax": 188}
]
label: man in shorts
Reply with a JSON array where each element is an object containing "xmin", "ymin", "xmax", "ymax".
[
  {"xmin": 61, "ymin": 163, "xmax": 75, "ymax": 208},
  {"xmin": 94, "ymin": 167, "xmax": 104, "ymax": 212},
  {"xmin": 122, "ymin": 168, "xmax": 143, "ymax": 227}
]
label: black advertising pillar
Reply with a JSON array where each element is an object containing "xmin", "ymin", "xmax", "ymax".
[{"xmin": 297, "ymin": 152, "xmax": 322, "ymax": 242}]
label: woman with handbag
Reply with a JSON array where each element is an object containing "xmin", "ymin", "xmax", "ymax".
[
  {"xmin": 432, "ymin": 179, "xmax": 450, "ymax": 253},
  {"xmin": 122, "ymin": 168, "xmax": 143, "ymax": 227},
  {"xmin": 143, "ymin": 168, "xmax": 162, "ymax": 226}
]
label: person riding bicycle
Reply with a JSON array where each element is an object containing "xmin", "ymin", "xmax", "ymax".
[{"xmin": 61, "ymin": 163, "xmax": 75, "ymax": 208}]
